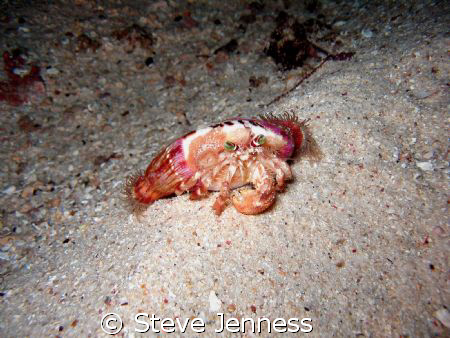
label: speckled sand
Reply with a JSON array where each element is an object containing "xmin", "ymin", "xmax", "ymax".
[{"xmin": 0, "ymin": 0, "xmax": 448, "ymax": 337}]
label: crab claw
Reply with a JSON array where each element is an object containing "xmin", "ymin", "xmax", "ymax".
[{"xmin": 231, "ymin": 183, "xmax": 276, "ymax": 215}]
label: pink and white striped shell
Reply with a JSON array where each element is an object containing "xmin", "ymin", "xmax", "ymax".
[{"xmin": 125, "ymin": 113, "xmax": 308, "ymax": 215}]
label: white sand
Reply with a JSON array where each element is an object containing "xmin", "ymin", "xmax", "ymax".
[{"xmin": 0, "ymin": 0, "xmax": 448, "ymax": 336}]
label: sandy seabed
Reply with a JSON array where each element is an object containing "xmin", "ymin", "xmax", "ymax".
[{"xmin": 0, "ymin": 0, "xmax": 448, "ymax": 336}]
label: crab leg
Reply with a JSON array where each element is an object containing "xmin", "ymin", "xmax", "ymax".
[
  {"xmin": 270, "ymin": 157, "xmax": 292, "ymax": 191},
  {"xmin": 259, "ymin": 154, "xmax": 292, "ymax": 191},
  {"xmin": 189, "ymin": 180, "xmax": 209, "ymax": 200},
  {"xmin": 212, "ymin": 164, "xmax": 237, "ymax": 215}
]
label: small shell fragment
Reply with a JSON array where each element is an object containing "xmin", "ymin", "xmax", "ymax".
[
  {"xmin": 209, "ymin": 291, "xmax": 222, "ymax": 312},
  {"xmin": 416, "ymin": 161, "xmax": 433, "ymax": 171},
  {"xmin": 434, "ymin": 308, "xmax": 450, "ymax": 328}
]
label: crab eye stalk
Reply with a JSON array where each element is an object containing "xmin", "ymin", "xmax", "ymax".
[
  {"xmin": 251, "ymin": 134, "xmax": 266, "ymax": 147},
  {"xmin": 224, "ymin": 141, "xmax": 238, "ymax": 151}
]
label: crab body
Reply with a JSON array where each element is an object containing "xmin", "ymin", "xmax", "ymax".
[{"xmin": 126, "ymin": 114, "xmax": 307, "ymax": 215}]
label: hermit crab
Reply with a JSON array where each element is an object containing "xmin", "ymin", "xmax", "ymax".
[{"xmin": 125, "ymin": 113, "xmax": 310, "ymax": 215}]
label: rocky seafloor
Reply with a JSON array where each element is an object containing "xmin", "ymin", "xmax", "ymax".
[{"xmin": 0, "ymin": 0, "xmax": 448, "ymax": 336}]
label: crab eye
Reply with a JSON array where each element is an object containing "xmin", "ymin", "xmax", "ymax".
[
  {"xmin": 224, "ymin": 141, "xmax": 238, "ymax": 151},
  {"xmin": 251, "ymin": 134, "xmax": 266, "ymax": 147}
]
